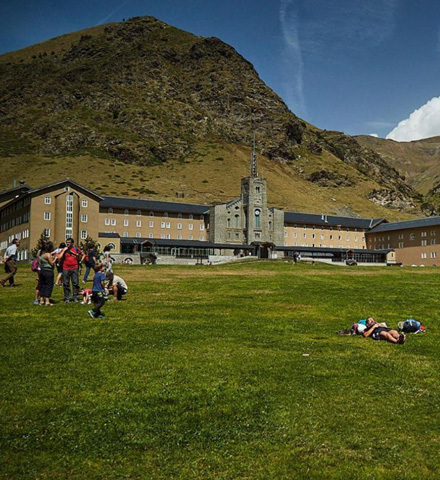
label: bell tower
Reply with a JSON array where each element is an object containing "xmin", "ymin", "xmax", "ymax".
[{"xmin": 241, "ymin": 134, "xmax": 270, "ymax": 244}]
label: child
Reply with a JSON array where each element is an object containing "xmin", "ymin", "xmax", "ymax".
[
  {"xmin": 81, "ymin": 288, "xmax": 93, "ymax": 304},
  {"xmin": 88, "ymin": 264, "xmax": 107, "ymax": 319}
]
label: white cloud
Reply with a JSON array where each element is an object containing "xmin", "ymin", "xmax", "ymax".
[
  {"xmin": 369, "ymin": 133, "xmax": 379, "ymax": 138},
  {"xmin": 386, "ymin": 97, "xmax": 440, "ymax": 142}
]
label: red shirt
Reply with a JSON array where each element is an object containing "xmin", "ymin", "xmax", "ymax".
[{"xmin": 62, "ymin": 246, "xmax": 83, "ymax": 270}]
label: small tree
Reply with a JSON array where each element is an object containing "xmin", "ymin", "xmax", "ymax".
[
  {"xmin": 79, "ymin": 236, "xmax": 101, "ymax": 257},
  {"xmin": 31, "ymin": 231, "xmax": 49, "ymax": 258}
]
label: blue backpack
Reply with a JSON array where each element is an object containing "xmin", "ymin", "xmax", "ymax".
[{"xmin": 399, "ymin": 318, "xmax": 421, "ymax": 333}]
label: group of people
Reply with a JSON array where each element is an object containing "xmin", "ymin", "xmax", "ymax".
[{"xmin": 0, "ymin": 237, "xmax": 129, "ymax": 319}]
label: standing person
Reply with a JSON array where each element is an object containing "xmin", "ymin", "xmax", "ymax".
[
  {"xmin": 88, "ymin": 263, "xmax": 107, "ymax": 319},
  {"xmin": 39, "ymin": 241, "xmax": 56, "ymax": 306},
  {"xmin": 83, "ymin": 244, "xmax": 97, "ymax": 282},
  {"xmin": 60, "ymin": 238, "xmax": 84, "ymax": 303},
  {"xmin": 1, "ymin": 238, "xmax": 20, "ymax": 287},
  {"xmin": 53, "ymin": 242, "xmax": 66, "ymax": 286},
  {"xmin": 100, "ymin": 244, "xmax": 114, "ymax": 276},
  {"xmin": 107, "ymin": 273, "xmax": 128, "ymax": 301}
]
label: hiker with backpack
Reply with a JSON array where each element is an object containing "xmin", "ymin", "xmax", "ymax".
[
  {"xmin": 363, "ymin": 317, "xmax": 406, "ymax": 344},
  {"xmin": 60, "ymin": 238, "xmax": 85, "ymax": 303}
]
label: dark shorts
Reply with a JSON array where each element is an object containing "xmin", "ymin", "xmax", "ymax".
[{"xmin": 372, "ymin": 327, "xmax": 392, "ymax": 341}]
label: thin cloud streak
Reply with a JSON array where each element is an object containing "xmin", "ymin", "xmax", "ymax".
[
  {"xmin": 279, "ymin": 0, "xmax": 306, "ymax": 115},
  {"xmin": 96, "ymin": 0, "xmax": 132, "ymax": 26}
]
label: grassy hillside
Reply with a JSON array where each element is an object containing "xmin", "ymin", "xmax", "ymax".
[
  {"xmin": 1, "ymin": 262, "xmax": 439, "ymax": 478},
  {"xmin": 355, "ymin": 135, "xmax": 440, "ymax": 194}
]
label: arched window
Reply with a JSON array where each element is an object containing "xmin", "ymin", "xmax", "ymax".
[
  {"xmin": 234, "ymin": 214, "xmax": 239, "ymax": 228},
  {"xmin": 177, "ymin": 213, "xmax": 182, "ymax": 219},
  {"xmin": 108, "ymin": 208, "xmax": 113, "ymax": 214},
  {"xmin": 189, "ymin": 214, "xmax": 193, "ymax": 220},
  {"xmin": 227, "ymin": 218, "xmax": 231, "ymax": 228},
  {"xmin": 255, "ymin": 209, "xmax": 261, "ymax": 229},
  {"xmin": 164, "ymin": 212, "xmax": 168, "ymax": 218},
  {"xmin": 124, "ymin": 209, "xmax": 129, "ymax": 216},
  {"xmin": 136, "ymin": 210, "xmax": 141, "ymax": 216},
  {"xmin": 149, "ymin": 211, "xmax": 154, "ymax": 217}
]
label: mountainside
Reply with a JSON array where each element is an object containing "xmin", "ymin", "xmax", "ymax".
[
  {"xmin": 355, "ymin": 135, "xmax": 440, "ymax": 194},
  {"xmin": 0, "ymin": 16, "xmax": 424, "ymax": 219}
]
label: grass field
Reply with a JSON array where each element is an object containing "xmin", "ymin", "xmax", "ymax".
[{"xmin": 1, "ymin": 261, "xmax": 439, "ymax": 479}]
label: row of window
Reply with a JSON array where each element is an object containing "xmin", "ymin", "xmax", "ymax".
[
  {"xmin": 43, "ymin": 196, "xmax": 89, "ymax": 208},
  {"xmin": 373, "ymin": 231, "xmax": 437, "ymax": 242},
  {"xmin": 104, "ymin": 219, "xmax": 204, "ymax": 230},
  {"xmin": 0, "ymin": 197, "xmax": 31, "ymax": 218},
  {"xmin": 421, "ymin": 252, "xmax": 437, "ymax": 259},
  {"xmin": 120, "ymin": 232, "xmax": 205, "ymax": 240},
  {"xmin": 287, "ymin": 243, "xmax": 366, "ymax": 249},
  {"xmin": 106, "ymin": 208, "xmax": 204, "ymax": 220},
  {"xmin": 285, "ymin": 232, "xmax": 362, "ymax": 241}
]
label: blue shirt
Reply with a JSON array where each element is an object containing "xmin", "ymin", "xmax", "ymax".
[{"xmin": 92, "ymin": 271, "xmax": 105, "ymax": 292}]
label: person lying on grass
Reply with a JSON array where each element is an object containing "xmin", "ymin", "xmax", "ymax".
[{"xmin": 363, "ymin": 317, "xmax": 405, "ymax": 344}]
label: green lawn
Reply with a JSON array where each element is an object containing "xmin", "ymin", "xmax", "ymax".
[{"xmin": 1, "ymin": 262, "xmax": 439, "ymax": 479}]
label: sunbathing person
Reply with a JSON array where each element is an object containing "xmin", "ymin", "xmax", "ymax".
[{"xmin": 363, "ymin": 317, "xmax": 405, "ymax": 344}]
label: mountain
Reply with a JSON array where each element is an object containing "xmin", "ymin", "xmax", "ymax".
[
  {"xmin": 355, "ymin": 135, "xmax": 440, "ymax": 194},
  {"xmin": 0, "ymin": 16, "xmax": 423, "ymax": 220}
]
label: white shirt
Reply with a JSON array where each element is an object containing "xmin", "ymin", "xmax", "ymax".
[
  {"xmin": 113, "ymin": 275, "xmax": 128, "ymax": 290},
  {"xmin": 4, "ymin": 244, "xmax": 18, "ymax": 262}
]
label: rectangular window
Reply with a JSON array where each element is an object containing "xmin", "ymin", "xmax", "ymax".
[
  {"xmin": 81, "ymin": 230, "xmax": 87, "ymax": 239},
  {"xmin": 135, "ymin": 232, "xmax": 141, "ymax": 238},
  {"xmin": 136, "ymin": 220, "xmax": 141, "ymax": 228},
  {"xmin": 188, "ymin": 235, "xmax": 193, "ymax": 240},
  {"xmin": 430, "ymin": 231, "xmax": 436, "ymax": 236},
  {"xmin": 398, "ymin": 242, "xmax": 404, "ymax": 248},
  {"xmin": 148, "ymin": 233, "xmax": 154, "ymax": 238},
  {"xmin": 166, "ymin": 222, "xmax": 171, "ymax": 229},
  {"xmin": 177, "ymin": 234, "xmax": 182, "ymax": 240},
  {"xmin": 421, "ymin": 231, "xmax": 427, "ymax": 237},
  {"xmin": 421, "ymin": 240, "xmax": 427, "ymax": 246},
  {"xmin": 82, "ymin": 200, "xmax": 88, "ymax": 208},
  {"xmin": 44, "ymin": 196, "xmax": 51, "ymax": 205},
  {"xmin": 177, "ymin": 223, "xmax": 182, "ymax": 230},
  {"xmin": 431, "ymin": 252, "xmax": 437, "ymax": 258},
  {"xmin": 123, "ymin": 231, "xmax": 128, "ymax": 237},
  {"xmin": 44, "ymin": 212, "xmax": 51, "ymax": 221},
  {"xmin": 111, "ymin": 219, "xmax": 116, "ymax": 226},
  {"xmin": 149, "ymin": 221, "xmax": 154, "ymax": 228},
  {"xmin": 44, "ymin": 228, "xmax": 50, "ymax": 237},
  {"xmin": 188, "ymin": 224, "xmax": 193, "ymax": 230},
  {"xmin": 166, "ymin": 234, "xmax": 171, "ymax": 239},
  {"xmin": 199, "ymin": 236, "xmax": 205, "ymax": 241},
  {"xmin": 421, "ymin": 253, "xmax": 427, "ymax": 259},
  {"xmin": 160, "ymin": 233, "xmax": 165, "ymax": 239},
  {"xmin": 105, "ymin": 218, "xmax": 110, "ymax": 225},
  {"xmin": 431, "ymin": 239, "xmax": 436, "ymax": 245},
  {"xmin": 199, "ymin": 224, "xmax": 204, "ymax": 231},
  {"xmin": 81, "ymin": 214, "xmax": 88, "ymax": 222},
  {"xmin": 124, "ymin": 219, "xmax": 129, "ymax": 227}
]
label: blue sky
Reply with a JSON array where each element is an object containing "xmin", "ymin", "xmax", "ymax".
[{"xmin": 1, "ymin": 0, "xmax": 440, "ymax": 141}]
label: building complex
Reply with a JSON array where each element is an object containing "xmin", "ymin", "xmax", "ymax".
[{"xmin": 1, "ymin": 152, "xmax": 437, "ymax": 266}]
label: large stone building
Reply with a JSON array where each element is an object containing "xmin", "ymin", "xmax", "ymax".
[{"xmin": 1, "ymin": 153, "xmax": 438, "ymax": 266}]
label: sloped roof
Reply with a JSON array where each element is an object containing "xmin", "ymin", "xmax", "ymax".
[
  {"xmin": 28, "ymin": 178, "xmax": 103, "ymax": 201},
  {"xmin": 283, "ymin": 211, "xmax": 385, "ymax": 229},
  {"xmin": 100, "ymin": 196, "xmax": 210, "ymax": 215},
  {"xmin": 368, "ymin": 216, "xmax": 440, "ymax": 233}
]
